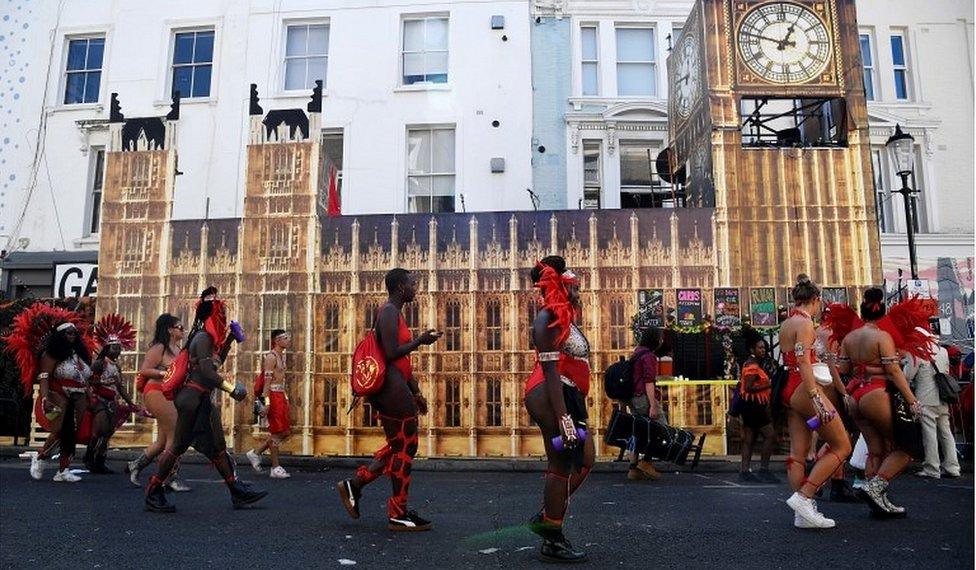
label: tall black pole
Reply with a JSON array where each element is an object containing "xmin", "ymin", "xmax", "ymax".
[{"xmin": 898, "ymin": 172, "xmax": 919, "ymax": 280}]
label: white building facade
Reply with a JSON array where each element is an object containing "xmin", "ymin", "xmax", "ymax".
[
  {"xmin": 0, "ymin": 0, "xmax": 533, "ymax": 296},
  {"xmin": 0, "ymin": 0, "xmax": 972, "ymax": 308}
]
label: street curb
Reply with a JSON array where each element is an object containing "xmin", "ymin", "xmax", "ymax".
[{"xmin": 0, "ymin": 445, "xmax": 755, "ymax": 473}]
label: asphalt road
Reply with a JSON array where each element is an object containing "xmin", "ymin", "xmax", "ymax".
[{"xmin": 1, "ymin": 457, "xmax": 972, "ymax": 569}]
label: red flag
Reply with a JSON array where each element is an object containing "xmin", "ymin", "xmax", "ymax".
[{"xmin": 327, "ymin": 164, "xmax": 341, "ymax": 217}]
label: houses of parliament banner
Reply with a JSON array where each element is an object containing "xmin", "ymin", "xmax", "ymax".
[{"xmin": 90, "ymin": 79, "xmax": 875, "ymax": 458}]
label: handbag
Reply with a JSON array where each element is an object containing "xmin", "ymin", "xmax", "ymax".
[
  {"xmin": 888, "ymin": 386, "xmax": 923, "ymax": 459},
  {"xmin": 933, "ymin": 364, "xmax": 961, "ymax": 404}
]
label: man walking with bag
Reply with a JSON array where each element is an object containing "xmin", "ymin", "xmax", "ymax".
[{"xmin": 910, "ymin": 334, "xmax": 961, "ymax": 479}]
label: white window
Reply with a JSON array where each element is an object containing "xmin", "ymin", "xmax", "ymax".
[
  {"xmin": 581, "ymin": 26, "xmax": 599, "ymax": 96},
  {"xmin": 620, "ymin": 141, "xmax": 673, "ymax": 208},
  {"xmin": 407, "ymin": 126, "xmax": 455, "ymax": 213},
  {"xmin": 582, "ymin": 140, "xmax": 602, "ymax": 209},
  {"xmin": 86, "ymin": 148, "xmax": 106, "ymax": 235},
  {"xmin": 870, "ymin": 148, "xmax": 893, "ymax": 233},
  {"xmin": 616, "ymin": 27, "xmax": 656, "ymax": 97},
  {"xmin": 171, "ymin": 30, "xmax": 214, "ymax": 98},
  {"xmin": 402, "ymin": 16, "xmax": 449, "ymax": 85},
  {"xmin": 321, "ymin": 130, "xmax": 343, "ymax": 212},
  {"xmin": 670, "ymin": 24, "xmax": 683, "ymax": 49},
  {"xmin": 859, "ymin": 33, "xmax": 877, "ymax": 101},
  {"xmin": 890, "ymin": 32, "xmax": 910, "ymax": 101},
  {"xmin": 872, "ymin": 144, "xmax": 927, "ymax": 233},
  {"xmin": 64, "ymin": 36, "xmax": 104, "ymax": 105},
  {"xmin": 284, "ymin": 23, "xmax": 329, "ymax": 91}
]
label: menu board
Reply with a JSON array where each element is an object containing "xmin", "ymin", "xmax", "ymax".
[
  {"xmin": 676, "ymin": 288, "xmax": 703, "ymax": 327},
  {"xmin": 714, "ymin": 288, "xmax": 741, "ymax": 328},
  {"xmin": 636, "ymin": 289, "xmax": 665, "ymax": 328},
  {"xmin": 750, "ymin": 287, "xmax": 778, "ymax": 327},
  {"xmin": 821, "ymin": 287, "xmax": 850, "ymax": 307}
]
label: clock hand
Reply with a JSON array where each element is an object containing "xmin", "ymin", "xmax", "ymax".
[{"xmin": 741, "ymin": 30, "xmax": 788, "ymax": 45}]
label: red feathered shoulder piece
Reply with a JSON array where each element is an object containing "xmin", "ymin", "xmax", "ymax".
[
  {"xmin": 93, "ymin": 313, "xmax": 137, "ymax": 351},
  {"xmin": 822, "ymin": 303, "xmax": 863, "ymax": 347},
  {"xmin": 878, "ymin": 297, "xmax": 937, "ymax": 362},
  {"xmin": 534, "ymin": 262, "xmax": 579, "ymax": 347},
  {"xmin": 1, "ymin": 303, "xmax": 94, "ymax": 397}
]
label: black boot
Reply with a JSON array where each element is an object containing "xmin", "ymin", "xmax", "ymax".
[
  {"xmin": 228, "ymin": 479, "xmax": 268, "ymax": 509},
  {"xmin": 145, "ymin": 477, "xmax": 176, "ymax": 513},
  {"xmin": 83, "ymin": 446, "xmax": 96, "ymax": 472},
  {"xmin": 539, "ymin": 529, "xmax": 588, "ymax": 563},
  {"xmin": 829, "ymin": 478, "xmax": 859, "ymax": 503}
]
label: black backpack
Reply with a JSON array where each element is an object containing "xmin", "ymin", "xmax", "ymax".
[{"xmin": 604, "ymin": 355, "xmax": 637, "ymax": 401}]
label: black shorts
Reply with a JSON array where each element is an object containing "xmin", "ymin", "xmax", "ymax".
[{"xmin": 739, "ymin": 399, "xmax": 771, "ymax": 430}]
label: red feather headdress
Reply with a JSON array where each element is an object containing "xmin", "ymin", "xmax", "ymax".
[
  {"xmin": 1, "ymin": 303, "xmax": 94, "ymax": 396},
  {"xmin": 93, "ymin": 313, "xmax": 137, "ymax": 350},
  {"xmin": 534, "ymin": 262, "xmax": 579, "ymax": 347},
  {"xmin": 822, "ymin": 303, "xmax": 863, "ymax": 347}
]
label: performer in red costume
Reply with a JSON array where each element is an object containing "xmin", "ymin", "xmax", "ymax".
[
  {"xmin": 779, "ymin": 275, "xmax": 852, "ymax": 529},
  {"xmin": 524, "ymin": 256, "xmax": 594, "ymax": 563},
  {"xmin": 127, "ymin": 313, "xmax": 190, "ymax": 491},
  {"xmin": 247, "ymin": 329, "xmax": 294, "ymax": 479},
  {"xmin": 2, "ymin": 303, "xmax": 95, "ymax": 482},
  {"xmin": 337, "ymin": 268, "xmax": 442, "ymax": 531},
  {"xmin": 144, "ymin": 287, "xmax": 266, "ymax": 513},
  {"xmin": 825, "ymin": 287, "xmax": 934, "ymax": 518},
  {"xmin": 84, "ymin": 314, "xmax": 140, "ymax": 474}
]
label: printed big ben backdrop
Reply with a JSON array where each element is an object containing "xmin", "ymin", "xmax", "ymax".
[
  {"xmin": 670, "ymin": 0, "xmax": 882, "ymax": 288},
  {"xmin": 89, "ymin": 0, "xmax": 883, "ymax": 458}
]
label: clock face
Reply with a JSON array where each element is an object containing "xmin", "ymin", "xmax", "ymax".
[
  {"xmin": 673, "ymin": 33, "xmax": 702, "ymax": 118},
  {"xmin": 737, "ymin": 2, "xmax": 831, "ymax": 84}
]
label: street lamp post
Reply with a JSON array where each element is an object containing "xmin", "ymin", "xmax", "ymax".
[{"xmin": 885, "ymin": 124, "xmax": 919, "ymax": 280}]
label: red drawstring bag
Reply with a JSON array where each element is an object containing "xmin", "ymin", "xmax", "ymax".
[
  {"xmin": 160, "ymin": 349, "xmax": 191, "ymax": 399},
  {"xmin": 350, "ymin": 330, "xmax": 386, "ymax": 397}
]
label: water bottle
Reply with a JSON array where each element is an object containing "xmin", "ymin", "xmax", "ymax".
[{"xmin": 551, "ymin": 428, "xmax": 587, "ymax": 451}]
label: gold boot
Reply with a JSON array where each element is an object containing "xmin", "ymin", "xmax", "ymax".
[{"xmin": 628, "ymin": 467, "xmax": 653, "ymax": 481}]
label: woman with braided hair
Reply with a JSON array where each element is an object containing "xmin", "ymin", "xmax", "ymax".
[
  {"xmin": 779, "ymin": 274, "xmax": 851, "ymax": 529},
  {"xmin": 524, "ymin": 256, "xmax": 593, "ymax": 563},
  {"xmin": 2, "ymin": 303, "xmax": 94, "ymax": 482}
]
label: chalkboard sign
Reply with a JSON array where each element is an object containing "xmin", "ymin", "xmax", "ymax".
[
  {"xmin": 637, "ymin": 289, "xmax": 665, "ymax": 328},
  {"xmin": 676, "ymin": 288, "xmax": 703, "ymax": 327},
  {"xmin": 714, "ymin": 288, "xmax": 741, "ymax": 328},
  {"xmin": 750, "ymin": 287, "xmax": 778, "ymax": 327},
  {"xmin": 821, "ymin": 287, "xmax": 849, "ymax": 306}
]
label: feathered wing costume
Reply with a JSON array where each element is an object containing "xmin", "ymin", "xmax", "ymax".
[
  {"xmin": 1, "ymin": 303, "xmax": 95, "ymax": 431},
  {"xmin": 823, "ymin": 297, "xmax": 937, "ymax": 362}
]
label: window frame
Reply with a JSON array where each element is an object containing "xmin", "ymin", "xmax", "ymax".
[
  {"xmin": 484, "ymin": 299, "xmax": 503, "ymax": 351},
  {"xmin": 485, "ymin": 378, "xmax": 503, "ymax": 427},
  {"xmin": 444, "ymin": 378, "xmax": 462, "ymax": 427},
  {"xmin": 444, "ymin": 299, "xmax": 463, "ymax": 351},
  {"xmin": 614, "ymin": 25, "xmax": 657, "ymax": 97},
  {"xmin": 582, "ymin": 140, "xmax": 603, "ymax": 209},
  {"xmin": 168, "ymin": 27, "xmax": 216, "ymax": 100},
  {"xmin": 889, "ymin": 31, "xmax": 912, "ymax": 101},
  {"xmin": 870, "ymin": 147, "xmax": 894, "ymax": 234},
  {"xmin": 400, "ymin": 14, "xmax": 450, "ymax": 87},
  {"xmin": 322, "ymin": 378, "xmax": 339, "ymax": 427},
  {"xmin": 84, "ymin": 147, "xmax": 107, "ymax": 237},
  {"xmin": 406, "ymin": 125, "xmax": 456, "ymax": 213},
  {"xmin": 859, "ymin": 31, "xmax": 878, "ymax": 101},
  {"xmin": 62, "ymin": 34, "xmax": 107, "ymax": 106},
  {"xmin": 580, "ymin": 24, "xmax": 600, "ymax": 96},
  {"xmin": 282, "ymin": 21, "xmax": 331, "ymax": 92}
]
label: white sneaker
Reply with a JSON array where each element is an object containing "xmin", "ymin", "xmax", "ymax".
[
  {"xmin": 30, "ymin": 454, "xmax": 46, "ymax": 481},
  {"xmin": 269, "ymin": 466, "xmax": 291, "ymax": 479},
  {"xmin": 166, "ymin": 479, "xmax": 192, "ymax": 492},
  {"xmin": 246, "ymin": 449, "xmax": 263, "ymax": 473},
  {"xmin": 787, "ymin": 492, "xmax": 835, "ymax": 528},
  {"xmin": 53, "ymin": 469, "xmax": 81, "ymax": 483}
]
